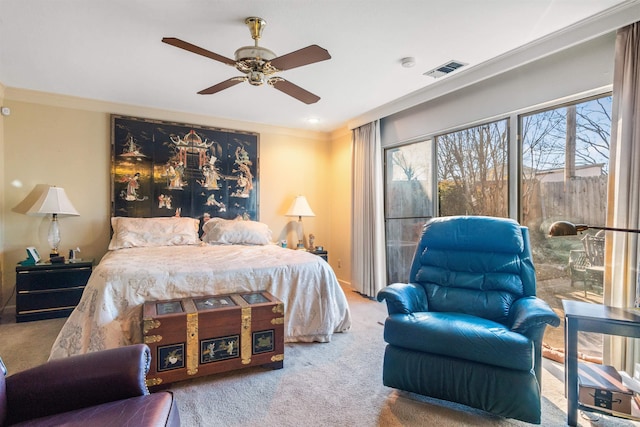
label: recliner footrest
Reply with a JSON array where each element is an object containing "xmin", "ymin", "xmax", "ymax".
[{"xmin": 382, "ymin": 345, "xmax": 542, "ymax": 424}]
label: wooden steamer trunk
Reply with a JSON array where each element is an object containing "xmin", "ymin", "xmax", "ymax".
[{"xmin": 143, "ymin": 291, "xmax": 284, "ymax": 387}]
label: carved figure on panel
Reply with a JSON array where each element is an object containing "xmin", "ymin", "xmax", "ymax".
[
  {"xmin": 120, "ymin": 172, "xmax": 148, "ymax": 202},
  {"xmin": 198, "ymin": 155, "xmax": 221, "ymax": 190},
  {"xmin": 231, "ymin": 146, "xmax": 253, "ymax": 198}
]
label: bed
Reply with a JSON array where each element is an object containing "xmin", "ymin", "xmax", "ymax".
[{"xmin": 48, "ymin": 216, "xmax": 351, "ymax": 360}]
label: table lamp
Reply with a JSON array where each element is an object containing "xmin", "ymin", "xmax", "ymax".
[
  {"xmin": 26, "ymin": 186, "xmax": 79, "ymax": 257},
  {"xmin": 285, "ymin": 195, "xmax": 315, "ymax": 250}
]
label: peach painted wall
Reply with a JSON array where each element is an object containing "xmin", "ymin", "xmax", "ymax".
[{"xmin": 329, "ymin": 129, "xmax": 352, "ymax": 285}]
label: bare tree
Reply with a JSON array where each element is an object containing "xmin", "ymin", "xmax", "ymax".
[
  {"xmin": 575, "ymin": 98, "xmax": 611, "ymax": 172},
  {"xmin": 436, "ymin": 120, "xmax": 508, "ymax": 216},
  {"xmin": 521, "ymin": 108, "xmax": 566, "ymax": 222},
  {"xmin": 391, "ymin": 149, "xmax": 425, "ymax": 181},
  {"xmin": 522, "ymin": 98, "xmax": 611, "ymax": 175}
]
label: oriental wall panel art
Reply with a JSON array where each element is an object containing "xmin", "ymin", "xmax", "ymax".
[{"xmin": 111, "ymin": 115, "xmax": 259, "ymax": 220}]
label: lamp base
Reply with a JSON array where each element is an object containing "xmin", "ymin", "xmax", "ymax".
[{"xmin": 296, "ymin": 241, "xmax": 306, "ymax": 251}]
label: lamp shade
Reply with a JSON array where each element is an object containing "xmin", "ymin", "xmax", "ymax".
[
  {"xmin": 26, "ymin": 186, "xmax": 79, "ymax": 216},
  {"xmin": 285, "ymin": 195, "xmax": 315, "ymax": 218}
]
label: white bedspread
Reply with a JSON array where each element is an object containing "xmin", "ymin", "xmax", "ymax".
[{"xmin": 49, "ymin": 244, "xmax": 351, "ymax": 360}]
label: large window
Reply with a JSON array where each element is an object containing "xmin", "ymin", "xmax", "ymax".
[
  {"xmin": 520, "ymin": 95, "xmax": 611, "ymax": 357},
  {"xmin": 436, "ymin": 119, "xmax": 509, "ymax": 217}
]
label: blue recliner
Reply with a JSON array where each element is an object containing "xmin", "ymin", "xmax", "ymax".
[{"xmin": 377, "ymin": 216, "xmax": 560, "ymax": 424}]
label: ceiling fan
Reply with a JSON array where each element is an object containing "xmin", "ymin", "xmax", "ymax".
[{"xmin": 162, "ymin": 17, "xmax": 331, "ymax": 104}]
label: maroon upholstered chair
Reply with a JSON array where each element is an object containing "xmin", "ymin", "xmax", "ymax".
[{"xmin": 0, "ymin": 344, "xmax": 179, "ymax": 427}]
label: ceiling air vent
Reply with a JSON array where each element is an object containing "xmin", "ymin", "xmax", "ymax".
[{"xmin": 423, "ymin": 60, "xmax": 467, "ymax": 78}]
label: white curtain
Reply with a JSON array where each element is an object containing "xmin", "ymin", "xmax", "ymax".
[
  {"xmin": 351, "ymin": 121, "xmax": 387, "ymax": 297},
  {"xmin": 604, "ymin": 22, "xmax": 640, "ymax": 372}
]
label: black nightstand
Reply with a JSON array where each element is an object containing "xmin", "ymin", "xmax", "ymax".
[
  {"xmin": 310, "ymin": 249, "xmax": 328, "ymax": 262},
  {"xmin": 15, "ymin": 259, "xmax": 93, "ymax": 322}
]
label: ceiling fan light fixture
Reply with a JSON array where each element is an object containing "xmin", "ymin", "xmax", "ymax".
[
  {"xmin": 234, "ymin": 46, "xmax": 277, "ymax": 62},
  {"xmin": 248, "ymin": 71, "xmax": 265, "ymax": 86}
]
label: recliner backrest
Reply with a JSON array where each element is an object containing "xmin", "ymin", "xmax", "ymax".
[{"xmin": 409, "ymin": 216, "xmax": 536, "ymax": 325}]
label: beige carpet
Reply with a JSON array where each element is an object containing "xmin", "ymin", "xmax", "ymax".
[{"xmin": 1, "ymin": 289, "xmax": 639, "ymax": 427}]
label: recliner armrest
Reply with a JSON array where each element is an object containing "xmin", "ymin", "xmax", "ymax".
[
  {"xmin": 377, "ymin": 282, "xmax": 428, "ymax": 314},
  {"xmin": 508, "ymin": 296, "xmax": 560, "ymax": 338},
  {"xmin": 5, "ymin": 344, "xmax": 151, "ymax": 425}
]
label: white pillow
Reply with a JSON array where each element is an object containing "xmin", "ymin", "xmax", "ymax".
[
  {"xmin": 202, "ymin": 218, "xmax": 272, "ymax": 245},
  {"xmin": 201, "ymin": 217, "xmax": 226, "ymax": 238},
  {"xmin": 109, "ymin": 217, "xmax": 200, "ymax": 250}
]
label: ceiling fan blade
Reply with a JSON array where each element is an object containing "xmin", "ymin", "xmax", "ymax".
[
  {"xmin": 269, "ymin": 78, "xmax": 320, "ymax": 104},
  {"xmin": 198, "ymin": 77, "xmax": 246, "ymax": 95},
  {"xmin": 269, "ymin": 45, "xmax": 331, "ymax": 71},
  {"xmin": 162, "ymin": 37, "xmax": 236, "ymax": 66}
]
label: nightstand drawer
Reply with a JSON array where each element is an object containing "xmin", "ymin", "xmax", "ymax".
[
  {"xmin": 16, "ymin": 307, "xmax": 77, "ymax": 323},
  {"xmin": 17, "ymin": 287, "xmax": 85, "ymax": 312},
  {"xmin": 16, "ymin": 266, "xmax": 92, "ymax": 291}
]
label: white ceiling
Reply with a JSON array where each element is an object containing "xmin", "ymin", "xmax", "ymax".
[{"xmin": 1, "ymin": 0, "xmax": 638, "ymax": 133}]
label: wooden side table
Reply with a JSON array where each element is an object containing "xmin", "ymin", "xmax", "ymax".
[
  {"xmin": 562, "ymin": 300, "xmax": 640, "ymax": 426},
  {"xmin": 16, "ymin": 260, "xmax": 93, "ymax": 322}
]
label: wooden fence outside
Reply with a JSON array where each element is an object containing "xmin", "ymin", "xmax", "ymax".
[{"xmin": 524, "ymin": 175, "xmax": 607, "ymax": 231}]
